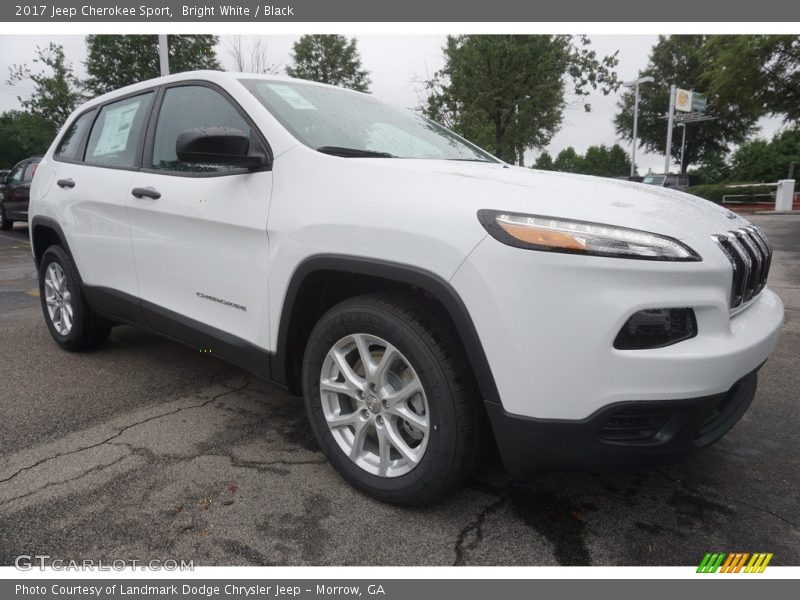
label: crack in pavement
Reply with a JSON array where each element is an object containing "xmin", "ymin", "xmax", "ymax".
[
  {"xmin": 654, "ymin": 468, "xmax": 799, "ymax": 529},
  {"xmin": 102, "ymin": 441, "xmax": 326, "ymax": 475},
  {"xmin": 453, "ymin": 487, "xmax": 512, "ymax": 566},
  {"xmin": 228, "ymin": 454, "xmax": 327, "ymax": 475},
  {"xmin": 0, "ymin": 379, "xmax": 249, "ymax": 486},
  {"xmin": 0, "ymin": 453, "xmax": 131, "ymax": 508}
]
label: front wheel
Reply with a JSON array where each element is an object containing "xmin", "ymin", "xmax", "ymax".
[{"xmin": 302, "ymin": 293, "xmax": 482, "ymax": 504}]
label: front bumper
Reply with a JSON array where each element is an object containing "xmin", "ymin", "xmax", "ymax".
[
  {"xmin": 451, "ymin": 235, "xmax": 784, "ymax": 420},
  {"xmin": 486, "ymin": 367, "xmax": 760, "ymax": 479}
]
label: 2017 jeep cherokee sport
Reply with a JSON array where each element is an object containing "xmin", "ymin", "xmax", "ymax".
[{"xmin": 28, "ymin": 71, "xmax": 784, "ymax": 504}]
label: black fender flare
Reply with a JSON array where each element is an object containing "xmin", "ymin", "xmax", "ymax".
[
  {"xmin": 30, "ymin": 216, "xmax": 77, "ymax": 271},
  {"xmin": 273, "ymin": 254, "xmax": 503, "ymax": 407}
]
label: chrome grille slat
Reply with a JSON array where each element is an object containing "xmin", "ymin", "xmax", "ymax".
[
  {"xmin": 711, "ymin": 225, "xmax": 773, "ymax": 313},
  {"xmin": 726, "ymin": 234, "xmax": 753, "ymax": 303},
  {"xmin": 734, "ymin": 231, "xmax": 761, "ymax": 301},
  {"xmin": 711, "ymin": 235, "xmax": 741, "ymax": 307},
  {"xmin": 745, "ymin": 227, "xmax": 770, "ymax": 293}
]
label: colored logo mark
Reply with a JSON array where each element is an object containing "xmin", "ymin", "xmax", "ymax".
[{"xmin": 697, "ymin": 552, "xmax": 773, "ymax": 573}]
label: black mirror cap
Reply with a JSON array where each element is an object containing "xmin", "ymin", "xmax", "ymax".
[{"xmin": 175, "ymin": 127, "xmax": 268, "ymax": 169}]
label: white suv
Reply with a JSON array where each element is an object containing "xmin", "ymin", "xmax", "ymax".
[{"xmin": 29, "ymin": 71, "xmax": 784, "ymax": 504}]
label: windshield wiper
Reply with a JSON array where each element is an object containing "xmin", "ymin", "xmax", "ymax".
[
  {"xmin": 444, "ymin": 158, "xmax": 496, "ymax": 163},
  {"xmin": 317, "ymin": 146, "xmax": 395, "ymax": 158}
]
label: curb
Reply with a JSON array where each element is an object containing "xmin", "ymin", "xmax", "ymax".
[{"xmin": 752, "ymin": 210, "xmax": 800, "ymax": 215}]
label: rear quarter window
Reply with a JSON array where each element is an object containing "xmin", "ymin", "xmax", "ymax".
[{"xmin": 56, "ymin": 110, "xmax": 96, "ymax": 161}]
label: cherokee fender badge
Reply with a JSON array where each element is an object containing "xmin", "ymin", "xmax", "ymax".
[{"xmin": 196, "ymin": 291, "xmax": 247, "ymax": 312}]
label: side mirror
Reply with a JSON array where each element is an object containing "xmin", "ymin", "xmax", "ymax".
[{"xmin": 175, "ymin": 127, "xmax": 267, "ymax": 169}]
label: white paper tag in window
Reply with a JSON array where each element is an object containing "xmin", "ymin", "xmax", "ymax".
[
  {"xmin": 93, "ymin": 100, "xmax": 141, "ymax": 156},
  {"xmin": 266, "ymin": 84, "xmax": 317, "ymax": 110}
]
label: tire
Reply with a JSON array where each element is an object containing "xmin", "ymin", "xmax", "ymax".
[
  {"xmin": 302, "ymin": 292, "xmax": 483, "ymax": 505},
  {"xmin": 0, "ymin": 203, "xmax": 12, "ymax": 231},
  {"xmin": 38, "ymin": 244, "xmax": 111, "ymax": 351}
]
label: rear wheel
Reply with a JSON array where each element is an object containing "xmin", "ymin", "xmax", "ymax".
[
  {"xmin": 302, "ymin": 293, "xmax": 482, "ymax": 504},
  {"xmin": 0, "ymin": 204, "xmax": 13, "ymax": 231},
  {"xmin": 39, "ymin": 244, "xmax": 111, "ymax": 351}
]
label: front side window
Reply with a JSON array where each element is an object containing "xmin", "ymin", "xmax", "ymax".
[
  {"xmin": 85, "ymin": 92, "xmax": 153, "ymax": 168},
  {"xmin": 7, "ymin": 162, "xmax": 25, "ymax": 184},
  {"xmin": 151, "ymin": 85, "xmax": 262, "ymax": 173},
  {"xmin": 56, "ymin": 110, "xmax": 96, "ymax": 161},
  {"xmin": 240, "ymin": 78, "xmax": 497, "ymax": 162}
]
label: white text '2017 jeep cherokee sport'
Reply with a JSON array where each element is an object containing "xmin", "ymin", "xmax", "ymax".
[{"xmin": 29, "ymin": 71, "xmax": 784, "ymax": 504}]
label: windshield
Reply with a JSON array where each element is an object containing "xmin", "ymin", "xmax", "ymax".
[
  {"xmin": 643, "ymin": 176, "xmax": 666, "ymax": 185},
  {"xmin": 240, "ymin": 79, "xmax": 497, "ymax": 162}
]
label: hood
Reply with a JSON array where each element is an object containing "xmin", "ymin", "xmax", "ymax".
[{"xmin": 358, "ymin": 159, "xmax": 749, "ymax": 242}]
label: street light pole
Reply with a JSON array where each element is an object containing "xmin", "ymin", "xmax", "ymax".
[
  {"xmin": 622, "ymin": 76, "xmax": 654, "ymax": 178},
  {"xmin": 158, "ymin": 34, "xmax": 169, "ymax": 76},
  {"xmin": 678, "ymin": 122, "xmax": 687, "ymax": 174},
  {"xmin": 664, "ymin": 84, "xmax": 676, "ymax": 175},
  {"xmin": 631, "ymin": 84, "xmax": 640, "ymax": 178}
]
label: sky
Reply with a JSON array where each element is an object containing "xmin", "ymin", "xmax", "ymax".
[{"xmin": 0, "ymin": 34, "xmax": 786, "ymax": 174}]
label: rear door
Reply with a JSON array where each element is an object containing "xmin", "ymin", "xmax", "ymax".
[
  {"xmin": 127, "ymin": 82, "xmax": 273, "ymax": 349},
  {"xmin": 49, "ymin": 91, "xmax": 154, "ymax": 298}
]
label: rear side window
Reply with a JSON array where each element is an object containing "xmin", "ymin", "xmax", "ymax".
[
  {"xmin": 23, "ymin": 161, "xmax": 39, "ymax": 181},
  {"xmin": 85, "ymin": 92, "xmax": 154, "ymax": 168},
  {"xmin": 56, "ymin": 110, "xmax": 96, "ymax": 161},
  {"xmin": 151, "ymin": 85, "xmax": 261, "ymax": 173}
]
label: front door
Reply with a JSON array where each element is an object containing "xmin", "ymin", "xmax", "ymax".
[{"xmin": 126, "ymin": 83, "xmax": 273, "ymax": 351}]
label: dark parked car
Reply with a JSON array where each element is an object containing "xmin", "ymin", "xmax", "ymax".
[{"xmin": 0, "ymin": 156, "xmax": 41, "ymax": 230}]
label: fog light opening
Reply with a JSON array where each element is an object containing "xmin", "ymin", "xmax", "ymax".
[{"xmin": 613, "ymin": 308, "xmax": 697, "ymax": 350}]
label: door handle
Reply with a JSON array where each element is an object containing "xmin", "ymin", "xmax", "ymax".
[
  {"xmin": 56, "ymin": 178, "xmax": 75, "ymax": 188},
  {"xmin": 131, "ymin": 187, "xmax": 161, "ymax": 200}
]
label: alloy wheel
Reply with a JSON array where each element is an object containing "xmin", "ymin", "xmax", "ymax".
[
  {"xmin": 44, "ymin": 262, "xmax": 73, "ymax": 335},
  {"xmin": 320, "ymin": 333, "xmax": 430, "ymax": 477}
]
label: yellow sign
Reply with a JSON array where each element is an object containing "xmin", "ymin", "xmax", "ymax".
[{"xmin": 675, "ymin": 88, "xmax": 693, "ymax": 112}]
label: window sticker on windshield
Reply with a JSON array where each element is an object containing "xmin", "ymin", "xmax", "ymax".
[
  {"xmin": 265, "ymin": 84, "xmax": 317, "ymax": 110},
  {"xmin": 93, "ymin": 100, "xmax": 141, "ymax": 156}
]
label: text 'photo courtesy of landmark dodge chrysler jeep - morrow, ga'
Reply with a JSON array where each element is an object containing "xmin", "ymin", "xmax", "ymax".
[{"xmin": 28, "ymin": 71, "xmax": 784, "ymax": 504}]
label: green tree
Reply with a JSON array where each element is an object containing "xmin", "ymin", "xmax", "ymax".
[
  {"xmin": 614, "ymin": 35, "xmax": 760, "ymax": 174},
  {"xmin": 688, "ymin": 150, "xmax": 730, "ymax": 184},
  {"xmin": 704, "ymin": 35, "xmax": 800, "ymax": 125},
  {"xmin": 7, "ymin": 43, "xmax": 83, "ymax": 130},
  {"xmin": 730, "ymin": 129, "xmax": 800, "ymax": 182},
  {"xmin": 285, "ymin": 35, "xmax": 370, "ymax": 92},
  {"xmin": 0, "ymin": 111, "xmax": 55, "ymax": 167},
  {"xmin": 552, "ymin": 147, "xmax": 583, "ymax": 173},
  {"xmin": 580, "ymin": 144, "xmax": 631, "ymax": 177},
  {"xmin": 423, "ymin": 35, "xmax": 618, "ymax": 165},
  {"xmin": 84, "ymin": 35, "xmax": 220, "ymax": 96},
  {"xmin": 533, "ymin": 151, "xmax": 555, "ymax": 170}
]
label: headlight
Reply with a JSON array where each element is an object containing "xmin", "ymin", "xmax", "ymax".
[{"xmin": 477, "ymin": 210, "xmax": 701, "ymax": 261}]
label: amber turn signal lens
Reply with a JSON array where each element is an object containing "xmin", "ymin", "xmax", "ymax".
[{"xmin": 498, "ymin": 221, "xmax": 587, "ymax": 251}]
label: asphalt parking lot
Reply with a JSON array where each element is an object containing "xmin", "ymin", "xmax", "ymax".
[{"xmin": 0, "ymin": 215, "xmax": 798, "ymax": 567}]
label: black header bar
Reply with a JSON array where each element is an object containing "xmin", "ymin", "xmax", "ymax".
[{"xmin": 2, "ymin": 0, "xmax": 800, "ymax": 22}]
